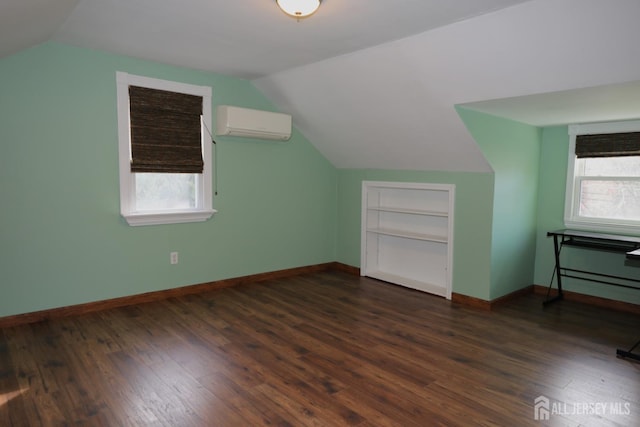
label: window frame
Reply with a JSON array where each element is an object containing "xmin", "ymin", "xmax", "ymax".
[
  {"xmin": 116, "ymin": 72, "xmax": 216, "ymax": 226},
  {"xmin": 565, "ymin": 119, "xmax": 640, "ymax": 235}
]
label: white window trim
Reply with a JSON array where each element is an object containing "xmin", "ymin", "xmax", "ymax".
[
  {"xmin": 564, "ymin": 119, "xmax": 640, "ymax": 234},
  {"xmin": 116, "ymin": 72, "xmax": 216, "ymax": 226}
]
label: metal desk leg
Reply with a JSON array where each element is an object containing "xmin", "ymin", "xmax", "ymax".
[{"xmin": 544, "ymin": 234, "xmax": 564, "ymax": 305}]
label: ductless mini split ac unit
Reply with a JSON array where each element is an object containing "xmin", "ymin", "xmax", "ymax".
[{"xmin": 215, "ymin": 105, "xmax": 292, "ymax": 141}]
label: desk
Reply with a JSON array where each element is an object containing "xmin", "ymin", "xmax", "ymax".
[{"xmin": 546, "ymin": 229, "xmax": 640, "ymax": 362}]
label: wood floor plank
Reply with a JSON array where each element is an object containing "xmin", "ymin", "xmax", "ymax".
[
  {"xmin": 200, "ymin": 371, "xmax": 297, "ymax": 427},
  {"xmin": 1, "ymin": 270, "xmax": 639, "ymax": 426},
  {"xmin": 0, "ymin": 330, "xmax": 30, "ymax": 427}
]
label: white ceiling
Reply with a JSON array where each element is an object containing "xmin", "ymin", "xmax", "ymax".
[
  {"xmin": 0, "ymin": 0, "xmax": 80, "ymax": 58},
  {"xmin": 3, "ymin": 0, "xmax": 640, "ymax": 172},
  {"xmin": 48, "ymin": 0, "xmax": 532, "ymax": 80},
  {"xmin": 460, "ymin": 80, "xmax": 640, "ymax": 127},
  {"xmin": 255, "ymin": 0, "xmax": 640, "ymax": 169}
]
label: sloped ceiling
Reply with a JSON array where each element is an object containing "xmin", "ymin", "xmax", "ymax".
[
  {"xmin": 0, "ymin": 0, "xmax": 80, "ymax": 57},
  {"xmin": 255, "ymin": 0, "xmax": 640, "ymax": 170},
  {"xmin": 2, "ymin": 0, "xmax": 640, "ymax": 172}
]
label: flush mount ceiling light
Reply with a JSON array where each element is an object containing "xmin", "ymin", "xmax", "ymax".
[{"xmin": 276, "ymin": 0, "xmax": 321, "ymax": 19}]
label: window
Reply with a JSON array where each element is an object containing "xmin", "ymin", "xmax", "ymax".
[
  {"xmin": 565, "ymin": 120, "xmax": 640, "ymax": 234},
  {"xmin": 116, "ymin": 72, "xmax": 215, "ymax": 226}
]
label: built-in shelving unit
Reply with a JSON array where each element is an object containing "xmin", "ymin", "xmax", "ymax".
[{"xmin": 361, "ymin": 181, "xmax": 455, "ymax": 299}]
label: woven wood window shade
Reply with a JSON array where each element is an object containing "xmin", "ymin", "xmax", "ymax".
[
  {"xmin": 576, "ymin": 132, "xmax": 640, "ymax": 158},
  {"xmin": 129, "ymin": 86, "xmax": 204, "ymax": 173}
]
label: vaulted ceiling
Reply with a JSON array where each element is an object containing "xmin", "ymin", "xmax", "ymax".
[{"xmin": 2, "ymin": 0, "xmax": 640, "ymax": 171}]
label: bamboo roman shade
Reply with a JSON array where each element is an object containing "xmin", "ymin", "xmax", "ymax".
[
  {"xmin": 575, "ymin": 132, "xmax": 640, "ymax": 158},
  {"xmin": 129, "ymin": 86, "xmax": 204, "ymax": 173}
]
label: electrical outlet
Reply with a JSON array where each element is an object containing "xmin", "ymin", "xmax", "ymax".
[{"xmin": 170, "ymin": 252, "xmax": 179, "ymax": 265}]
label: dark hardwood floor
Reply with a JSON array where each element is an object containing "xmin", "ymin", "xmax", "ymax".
[{"xmin": 1, "ymin": 270, "xmax": 639, "ymax": 426}]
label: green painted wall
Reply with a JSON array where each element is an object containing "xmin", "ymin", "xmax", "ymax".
[
  {"xmin": 336, "ymin": 169, "xmax": 494, "ymax": 300},
  {"xmin": 0, "ymin": 42, "xmax": 337, "ymax": 318},
  {"xmin": 457, "ymin": 108, "xmax": 541, "ymax": 299},
  {"xmin": 3, "ymin": 43, "xmax": 636, "ymax": 318},
  {"xmin": 533, "ymin": 126, "xmax": 640, "ymax": 304}
]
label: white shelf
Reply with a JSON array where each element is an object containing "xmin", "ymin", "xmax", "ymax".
[
  {"xmin": 367, "ymin": 207, "xmax": 448, "ymax": 217},
  {"xmin": 361, "ymin": 181, "xmax": 454, "ymax": 300},
  {"xmin": 366, "ymin": 227, "xmax": 447, "ymax": 243}
]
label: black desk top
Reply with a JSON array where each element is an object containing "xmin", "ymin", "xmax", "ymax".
[
  {"xmin": 548, "ymin": 229, "xmax": 640, "ymax": 244},
  {"xmin": 547, "ymin": 229, "xmax": 640, "ymax": 259}
]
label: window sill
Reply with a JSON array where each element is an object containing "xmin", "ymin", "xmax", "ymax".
[
  {"xmin": 123, "ymin": 209, "xmax": 217, "ymax": 226},
  {"xmin": 565, "ymin": 219, "xmax": 640, "ymax": 237}
]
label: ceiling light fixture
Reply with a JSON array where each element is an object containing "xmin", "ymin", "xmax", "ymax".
[{"xmin": 276, "ymin": 0, "xmax": 321, "ymax": 19}]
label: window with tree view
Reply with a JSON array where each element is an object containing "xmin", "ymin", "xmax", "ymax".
[
  {"xmin": 116, "ymin": 72, "xmax": 215, "ymax": 226},
  {"xmin": 135, "ymin": 173, "xmax": 197, "ymax": 211},
  {"xmin": 565, "ymin": 121, "xmax": 640, "ymax": 234}
]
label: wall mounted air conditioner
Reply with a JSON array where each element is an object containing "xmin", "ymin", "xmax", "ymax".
[{"xmin": 216, "ymin": 105, "xmax": 292, "ymax": 141}]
